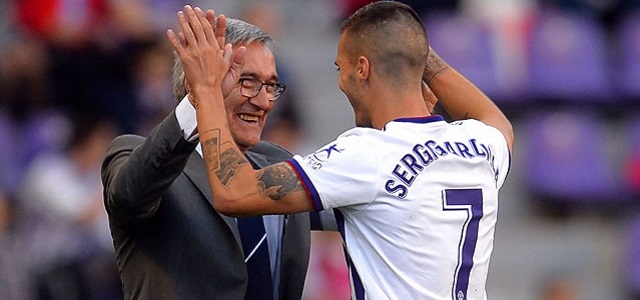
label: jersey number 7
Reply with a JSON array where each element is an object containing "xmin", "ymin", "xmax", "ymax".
[{"xmin": 442, "ymin": 188, "xmax": 483, "ymax": 300}]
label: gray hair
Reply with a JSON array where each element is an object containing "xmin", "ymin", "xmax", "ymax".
[{"xmin": 171, "ymin": 18, "xmax": 275, "ymax": 102}]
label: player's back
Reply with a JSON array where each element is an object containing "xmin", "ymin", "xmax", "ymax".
[{"xmin": 338, "ymin": 116, "xmax": 510, "ymax": 299}]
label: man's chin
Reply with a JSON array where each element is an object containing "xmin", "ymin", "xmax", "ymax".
[{"xmin": 234, "ymin": 137, "xmax": 261, "ymax": 152}]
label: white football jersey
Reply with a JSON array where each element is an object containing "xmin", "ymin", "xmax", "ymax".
[{"xmin": 288, "ymin": 115, "xmax": 511, "ymax": 300}]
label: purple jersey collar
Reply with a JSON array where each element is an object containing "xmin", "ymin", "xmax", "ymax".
[{"xmin": 393, "ymin": 115, "xmax": 444, "ymax": 124}]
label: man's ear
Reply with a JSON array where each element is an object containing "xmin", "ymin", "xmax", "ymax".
[{"xmin": 357, "ymin": 56, "xmax": 370, "ymax": 81}]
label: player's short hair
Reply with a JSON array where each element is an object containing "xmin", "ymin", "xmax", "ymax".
[
  {"xmin": 171, "ymin": 18, "xmax": 275, "ymax": 103},
  {"xmin": 340, "ymin": 1, "xmax": 429, "ymax": 86}
]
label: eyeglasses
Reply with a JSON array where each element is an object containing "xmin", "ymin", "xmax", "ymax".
[{"xmin": 238, "ymin": 78, "xmax": 286, "ymax": 101}]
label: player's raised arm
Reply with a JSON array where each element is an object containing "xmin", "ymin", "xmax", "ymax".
[
  {"xmin": 169, "ymin": 6, "xmax": 314, "ymax": 217},
  {"xmin": 424, "ymin": 47, "xmax": 515, "ymax": 154}
]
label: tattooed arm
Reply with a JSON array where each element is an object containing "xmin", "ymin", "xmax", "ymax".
[
  {"xmin": 200, "ymin": 130, "xmax": 313, "ymax": 216},
  {"xmin": 169, "ymin": 6, "xmax": 313, "ymax": 217},
  {"xmin": 423, "ymin": 47, "xmax": 514, "ymax": 153}
]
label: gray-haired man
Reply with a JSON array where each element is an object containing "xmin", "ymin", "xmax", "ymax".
[{"xmin": 102, "ymin": 15, "xmax": 312, "ymax": 299}]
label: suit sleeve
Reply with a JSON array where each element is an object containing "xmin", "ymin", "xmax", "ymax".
[{"xmin": 101, "ymin": 112, "xmax": 197, "ymax": 225}]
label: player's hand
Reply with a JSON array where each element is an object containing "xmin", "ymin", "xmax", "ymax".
[
  {"xmin": 422, "ymin": 81, "xmax": 438, "ymax": 114},
  {"xmin": 203, "ymin": 10, "xmax": 245, "ymax": 98},
  {"xmin": 167, "ymin": 5, "xmax": 234, "ymax": 106},
  {"xmin": 423, "ymin": 46, "xmax": 450, "ymax": 85}
]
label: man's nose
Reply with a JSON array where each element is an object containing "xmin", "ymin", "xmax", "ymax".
[{"xmin": 248, "ymin": 89, "xmax": 273, "ymax": 110}]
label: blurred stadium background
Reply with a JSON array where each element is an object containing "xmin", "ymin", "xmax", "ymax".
[{"xmin": 0, "ymin": 0, "xmax": 639, "ymax": 299}]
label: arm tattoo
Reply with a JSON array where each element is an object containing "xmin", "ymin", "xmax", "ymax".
[
  {"xmin": 201, "ymin": 130, "xmax": 248, "ymax": 187},
  {"xmin": 214, "ymin": 147, "xmax": 248, "ymax": 186},
  {"xmin": 202, "ymin": 136, "xmax": 220, "ymax": 171},
  {"xmin": 423, "ymin": 48, "xmax": 451, "ymax": 84},
  {"xmin": 257, "ymin": 164, "xmax": 304, "ymax": 200}
]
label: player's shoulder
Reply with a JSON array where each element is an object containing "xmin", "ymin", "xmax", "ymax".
[
  {"xmin": 450, "ymin": 118, "xmax": 486, "ymax": 127},
  {"xmin": 337, "ymin": 126, "xmax": 377, "ymax": 138},
  {"xmin": 452, "ymin": 119, "xmax": 503, "ymax": 137}
]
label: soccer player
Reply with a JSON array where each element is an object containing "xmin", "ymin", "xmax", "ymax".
[{"xmin": 169, "ymin": 1, "xmax": 514, "ymax": 299}]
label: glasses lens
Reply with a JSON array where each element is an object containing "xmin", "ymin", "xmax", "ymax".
[
  {"xmin": 240, "ymin": 79, "xmax": 286, "ymax": 100},
  {"xmin": 238, "ymin": 79, "xmax": 257, "ymax": 98}
]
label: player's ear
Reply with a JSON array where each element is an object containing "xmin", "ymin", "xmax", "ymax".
[{"xmin": 357, "ymin": 56, "xmax": 370, "ymax": 81}]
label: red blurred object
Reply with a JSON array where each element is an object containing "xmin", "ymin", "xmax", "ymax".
[
  {"xmin": 14, "ymin": 0, "xmax": 108, "ymax": 42},
  {"xmin": 627, "ymin": 155, "xmax": 640, "ymax": 192},
  {"xmin": 340, "ymin": 0, "xmax": 375, "ymax": 18}
]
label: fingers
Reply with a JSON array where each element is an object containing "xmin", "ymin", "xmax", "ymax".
[
  {"xmin": 205, "ymin": 9, "xmax": 216, "ymax": 27},
  {"xmin": 195, "ymin": 7, "xmax": 216, "ymax": 46},
  {"xmin": 184, "ymin": 6, "xmax": 207, "ymax": 46},
  {"xmin": 178, "ymin": 32, "xmax": 187, "ymax": 48},
  {"xmin": 166, "ymin": 29, "xmax": 184, "ymax": 57},
  {"xmin": 177, "ymin": 10, "xmax": 196, "ymax": 48},
  {"xmin": 215, "ymin": 14, "xmax": 227, "ymax": 50},
  {"xmin": 205, "ymin": 10, "xmax": 225, "ymax": 48},
  {"xmin": 222, "ymin": 43, "xmax": 234, "ymax": 66},
  {"xmin": 232, "ymin": 45, "xmax": 247, "ymax": 70}
]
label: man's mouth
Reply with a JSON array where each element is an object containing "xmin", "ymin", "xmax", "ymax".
[{"xmin": 238, "ymin": 114, "xmax": 259, "ymax": 123}]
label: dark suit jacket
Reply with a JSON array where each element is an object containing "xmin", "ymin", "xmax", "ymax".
[{"xmin": 101, "ymin": 112, "xmax": 310, "ymax": 300}]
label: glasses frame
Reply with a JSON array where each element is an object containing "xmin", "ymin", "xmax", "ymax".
[{"xmin": 238, "ymin": 78, "xmax": 287, "ymax": 101}]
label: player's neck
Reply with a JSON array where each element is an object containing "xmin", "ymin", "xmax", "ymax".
[{"xmin": 369, "ymin": 92, "xmax": 431, "ymax": 129}]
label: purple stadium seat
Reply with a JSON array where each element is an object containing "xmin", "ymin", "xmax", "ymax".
[
  {"xmin": 21, "ymin": 110, "xmax": 72, "ymax": 166},
  {"xmin": 524, "ymin": 110, "xmax": 625, "ymax": 208},
  {"xmin": 0, "ymin": 111, "xmax": 22, "ymax": 194},
  {"xmin": 526, "ymin": 9, "xmax": 611, "ymax": 103},
  {"xmin": 615, "ymin": 12, "xmax": 640, "ymax": 99},
  {"xmin": 424, "ymin": 13, "xmax": 515, "ymax": 104}
]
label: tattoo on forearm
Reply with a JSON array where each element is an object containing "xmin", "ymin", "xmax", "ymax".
[
  {"xmin": 202, "ymin": 135, "xmax": 220, "ymax": 171},
  {"xmin": 423, "ymin": 49, "xmax": 451, "ymax": 84},
  {"xmin": 214, "ymin": 147, "xmax": 248, "ymax": 186},
  {"xmin": 256, "ymin": 164, "xmax": 304, "ymax": 200},
  {"xmin": 201, "ymin": 130, "xmax": 248, "ymax": 187}
]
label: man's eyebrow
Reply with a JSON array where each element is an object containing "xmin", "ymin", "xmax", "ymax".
[{"xmin": 241, "ymin": 71, "xmax": 280, "ymax": 82}]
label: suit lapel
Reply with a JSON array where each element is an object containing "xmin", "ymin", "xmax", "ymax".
[
  {"xmin": 245, "ymin": 150, "xmax": 270, "ymax": 168},
  {"xmin": 182, "ymin": 150, "xmax": 270, "ymax": 248},
  {"xmin": 183, "ymin": 151, "xmax": 241, "ymax": 244}
]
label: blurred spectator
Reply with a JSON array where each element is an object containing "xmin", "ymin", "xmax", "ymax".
[
  {"xmin": 302, "ymin": 232, "xmax": 350, "ymax": 300},
  {"xmin": 131, "ymin": 37, "xmax": 175, "ymax": 135},
  {"xmin": 12, "ymin": 0, "xmax": 169, "ymax": 134},
  {"xmin": 14, "ymin": 114, "xmax": 120, "ymax": 299},
  {"xmin": 537, "ymin": 275, "xmax": 578, "ymax": 300},
  {"xmin": 0, "ymin": 188, "xmax": 9, "ymax": 237},
  {"xmin": 0, "ymin": 186, "xmax": 29, "ymax": 300},
  {"xmin": 14, "ymin": 0, "xmax": 108, "ymax": 47},
  {"xmin": 627, "ymin": 154, "xmax": 640, "ymax": 194},
  {"xmin": 0, "ymin": 38, "xmax": 51, "ymax": 123},
  {"xmin": 626, "ymin": 214, "xmax": 640, "ymax": 299}
]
